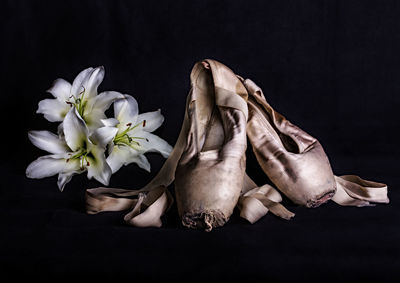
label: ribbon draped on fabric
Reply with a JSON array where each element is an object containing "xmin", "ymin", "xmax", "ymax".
[{"xmin": 85, "ymin": 59, "xmax": 389, "ymax": 229}]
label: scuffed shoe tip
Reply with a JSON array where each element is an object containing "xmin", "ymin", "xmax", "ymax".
[
  {"xmin": 306, "ymin": 190, "xmax": 336, "ymax": 208},
  {"xmin": 181, "ymin": 209, "xmax": 228, "ymax": 232}
]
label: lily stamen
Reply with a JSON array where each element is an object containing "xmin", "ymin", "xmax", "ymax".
[{"xmin": 113, "ymin": 119, "xmax": 148, "ymax": 146}]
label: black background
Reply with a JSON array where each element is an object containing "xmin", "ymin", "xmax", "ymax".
[{"xmin": 1, "ymin": 0, "xmax": 399, "ymax": 281}]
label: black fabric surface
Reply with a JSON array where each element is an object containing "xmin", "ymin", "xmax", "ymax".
[{"xmin": 1, "ymin": 0, "xmax": 399, "ymax": 280}]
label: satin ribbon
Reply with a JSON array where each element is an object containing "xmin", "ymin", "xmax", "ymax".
[
  {"xmin": 238, "ymin": 173, "xmax": 295, "ymax": 224},
  {"xmin": 332, "ymin": 175, "xmax": 389, "ymax": 207},
  {"xmin": 86, "ymin": 186, "xmax": 172, "ymax": 227}
]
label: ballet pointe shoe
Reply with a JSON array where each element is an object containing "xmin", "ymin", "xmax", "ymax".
[
  {"xmin": 174, "ymin": 59, "xmax": 249, "ymax": 231},
  {"xmin": 242, "ymin": 78, "xmax": 388, "ymax": 208},
  {"xmin": 243, "ymin": 78, "xmax": 336, "ymax": 207}
]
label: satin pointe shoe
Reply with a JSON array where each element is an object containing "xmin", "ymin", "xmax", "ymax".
[
  {"xmin": 243, "ymin": 78, "xmax": 336, "ymax": 207},
  {"xmin": 174, "ymin": 59, "xmax": 250, "ymax": 231},
  {"xmin": 242, "ymin": 78, "xmax": 388, "ymax": 207}
]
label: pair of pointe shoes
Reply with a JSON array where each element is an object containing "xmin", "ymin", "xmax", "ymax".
[{"xmin": 86, "ymin": 59, "xmax": 389, "ymax": 232}]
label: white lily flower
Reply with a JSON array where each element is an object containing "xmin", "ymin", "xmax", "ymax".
[
  {"xmin": 26, "ymin": 107, "xmax": 113, "ymax": 191},
  {"xmin": 94, "ymin": 95, "xmax": 173, "ymax": 173},
  {"xmin": 37, "ymin": 66, "xmax": 123, "ymax": 131}
]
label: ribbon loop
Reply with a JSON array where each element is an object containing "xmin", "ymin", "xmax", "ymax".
[{"xmin": 237, "ymin": 173, "xmax": 295, "ymax": 224}]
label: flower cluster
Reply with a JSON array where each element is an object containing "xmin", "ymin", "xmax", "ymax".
[{"xmin": 26, "ymin": 67, "xmax": 172, "ymax": 191}]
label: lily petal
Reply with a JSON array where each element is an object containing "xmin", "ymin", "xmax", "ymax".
[
  {"xmin": 101, "ymin": 118, "xmax": 120, "ymax": 127},
  {"xmin": 57, "ymin": 172, "xmax": 79, "ymax": 192},
  {"xmin": 57, "ymin": 122, "xmax": 65, "ymax": 137},
  {"xmin": 63, "ymin": 108, "xmax": 89, "ymax": 151},
  {"xmin": 133, "ymin": 154, "xmax": 151, "ymax": 172},
  {"xmin": 26, "ymin": 155, "xmax": 79, "ymax": 179},
  {"xmin": 91, "ymin": 126, "xmax": 118, "ymax": 148},
  {"xmin": 86, "ymin": 145, "xmax": 112, "ymax": 185},
  {"xmin": 106, "ymin": 145, "xmax": 135, "ymax": 173},
  {"xmin": 84, "ymin": 108, "xmax": 107, "ymax": 132},
  {"xmin": 135, "ymin": 131, "xmax": 173, "ymax": 158},
  {"xmin": 114, "ymin": 95, "xmax": 138, "ymax": 124},
  {"xmin": 28, "ymin": 130, "xmax": 69, "ymax": 154},
  {"xmin": 107, "ymin": 145, "xmax": 152, "ymax": 173},
  {"xmin": 87, "ymin": 91, "xmax": 124, "ymax": 114},
  {"xmin": 70, "ymin": 67, "xmax": 94, "ymax": 98},
  {"xmin": 83, "ymin": 66, "xmax": 105, "ymax": 99},
  {"xmin": 47, "ymin": 78, "xmax": 72, "ymax": 101},
  {"xmin": 37, "ymin": 98, "xmax": 70, "ymax": 122},
  {"xmin": 136, "ymin": 109, "xmax": 165, "ymax": 132}
]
